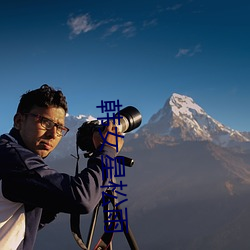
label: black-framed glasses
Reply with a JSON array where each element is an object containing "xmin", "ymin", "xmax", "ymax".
[{"xmin": 24, "ymin": 113, "xmax": 69, "ymax": 137}]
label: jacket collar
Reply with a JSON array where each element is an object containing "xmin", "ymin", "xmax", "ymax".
[{"xmin": 8, "ymin": 127, "xmax": 26, "ymax": 147}]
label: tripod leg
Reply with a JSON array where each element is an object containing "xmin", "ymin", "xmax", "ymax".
[
  {"xmin": 94, "ymin": 193, "xmax": 139, "ymax": 250},
  {"xmin": 93, "ymin": 195, "xmax": 115, "ymax": 250},
  {"xmin": 86, "ymin": 201, "xmax": 101, "ymax": 249},
  {"xmin": 103, "ymin": 203, "xmax": 112, "ymax": 250},
  {"xmin": 115, "ymin": 204, "xmax": 139, "ymax": 250}
]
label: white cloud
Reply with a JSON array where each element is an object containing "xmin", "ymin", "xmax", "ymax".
[
  {"xmin": 67, "ymin": 13, "xmax": 111, "ymax": 39},
  {"xmin": 175, "ymin": 44, "xmax": 202, "ymax": 58},
  {"xmin": 121, "ymin": 22, "xmax": 136, "ymax": 37},
  {"xmin": 166, "ymin": 4, "xmax": 183, "ymax": 11},
  {"xmin": 67, "ymin": 13, "xmax": 137, "ymax": 39},
  {"xmin": 103, "ymin": 21, "xmax": 136, "ymax": 38},
  {"xmin": 175, "ymin": 48, "xmax": 190, "ymax": 58},
  {"xmin": 143, "ymin": 19, "xmax": 158, "ymax": 28}
]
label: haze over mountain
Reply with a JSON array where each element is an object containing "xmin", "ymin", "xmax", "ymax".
[{"xmin": 36, "ymin": 93, "xmax": 250, "ymax": 250}]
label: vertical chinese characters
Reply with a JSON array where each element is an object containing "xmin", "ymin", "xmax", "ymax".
[{"xmin": 96, "ymin": 100, "xmax": 129, "ymax": 233}]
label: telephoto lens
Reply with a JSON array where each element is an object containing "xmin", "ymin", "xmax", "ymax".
[
  {"xmin": 115, "ymin": 106, "xmax": 142, "ymax": 133},
  {"xmin": 76, "ymin": 106, "xmax": 142, "ymax": 154}
]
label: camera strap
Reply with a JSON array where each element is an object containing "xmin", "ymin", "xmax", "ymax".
[{"xmin": 70, "ymin": 145, "xmax": 88, "ymax": 249}]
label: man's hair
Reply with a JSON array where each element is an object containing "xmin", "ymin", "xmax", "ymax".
[{"xmin": 17, "ymin": 84, "xmax": 68, "ymax": 114}]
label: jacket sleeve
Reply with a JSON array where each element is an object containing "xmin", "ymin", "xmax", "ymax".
[{"xmin": 1, "ymin": 140, "xmax": 116, "ymax": 214}]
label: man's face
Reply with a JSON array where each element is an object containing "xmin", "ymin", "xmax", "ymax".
[{"xmin": 15, "ymin": 106, "xmax": 66, "ymax": 158}]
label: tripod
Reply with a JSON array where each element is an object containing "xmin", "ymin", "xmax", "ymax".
[
  {"xmin": 70, "ymin": 141, "xmax": 139, "ymax": 250},
  {"xmin": 70, "ymin": 188, "xmax": 139, "ymax": 250}
]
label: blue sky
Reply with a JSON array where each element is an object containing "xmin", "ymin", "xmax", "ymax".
[{"xmin": 0, "ymin": 0, "xmax": 250, "ymax": 135}]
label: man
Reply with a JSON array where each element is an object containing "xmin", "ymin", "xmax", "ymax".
[{"xmin": 0, "ymin": 84, "xmax": 124, "ymax": 250}]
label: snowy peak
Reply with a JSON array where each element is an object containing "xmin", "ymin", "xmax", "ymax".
[
  {"xmin": 169, "ymin": 93, "xmax": 205, "ymax": 117},
  {"xmin": 140, "ymin": 93, "xmax": 250, "ymax": 146}
]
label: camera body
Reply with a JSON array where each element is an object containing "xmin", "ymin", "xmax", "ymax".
[{"xmin": 76, "ymin": 106, "xmax": 142, "ymax": 154}]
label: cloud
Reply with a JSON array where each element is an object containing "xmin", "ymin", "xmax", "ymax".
[
  {"xmin": 166, "ymin": 4, "xmax": 183, "ymax": 11},
  {"xmin": 67, "ymin": 13, "xmax": 111, "ymax": 39},
  {"xmin": 143, "ymin": 19, "xmax": 158, "ymax": 28},
  {"xmin": 103, "ymin": 21, "xmax": 136, "ymax": 38},
  {"xmin": 175, "ymin": 44, "xmax": 202, "ymax": 58},
  {"xmin": 189, "ymin": 44, "xmax": 202, "ymax": 56},
  {"xmin": 175, "ymin": 48, "xmax": 190, "ymax": 58},
  {"xmin": 121, "ymin": 22, "xmax": 137, "ymax": 37},
  {"xmin": 67, "ymin": 13, "xmax": 137, "ymax": 39}
]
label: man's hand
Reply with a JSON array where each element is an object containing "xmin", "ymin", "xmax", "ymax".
[{"xmin": 92, "ymin": 122, "xmax": 124, "ymax": 153}]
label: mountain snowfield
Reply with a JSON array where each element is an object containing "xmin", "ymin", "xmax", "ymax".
[{"xmin": 139, "ymin": 93, "xmax": 250, "ymax": 146}]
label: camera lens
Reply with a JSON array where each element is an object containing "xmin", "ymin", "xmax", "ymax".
[
  {"xmin": 77, "ymin": 106, "xmax": 142, "ymax": 154},
  {"xmin": 115, "ymin": 106, "xmax": 142, "ymax": 133}
]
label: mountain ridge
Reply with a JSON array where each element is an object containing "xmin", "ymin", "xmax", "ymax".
[{"xmin": 139, "ymin": 93, "xmax": 249, "ymax": 147}]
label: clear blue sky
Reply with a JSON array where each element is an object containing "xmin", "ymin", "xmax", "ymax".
[{"xmin": 1, "ymin": 0, "xmax": 250, "ymax": 135}]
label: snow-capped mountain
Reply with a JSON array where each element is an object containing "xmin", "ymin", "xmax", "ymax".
[
  {"xmin": 139, "ymin": 93, "xmax": 250, "ymax": 147},
  {"xmin": 48, "ymin": 92, "xmax": 249, "ymax": 160}
]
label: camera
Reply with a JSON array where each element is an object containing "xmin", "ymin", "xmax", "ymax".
[{"xmin": 76, "ymin": 106, "xmax": 142, "ymax": 154}]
